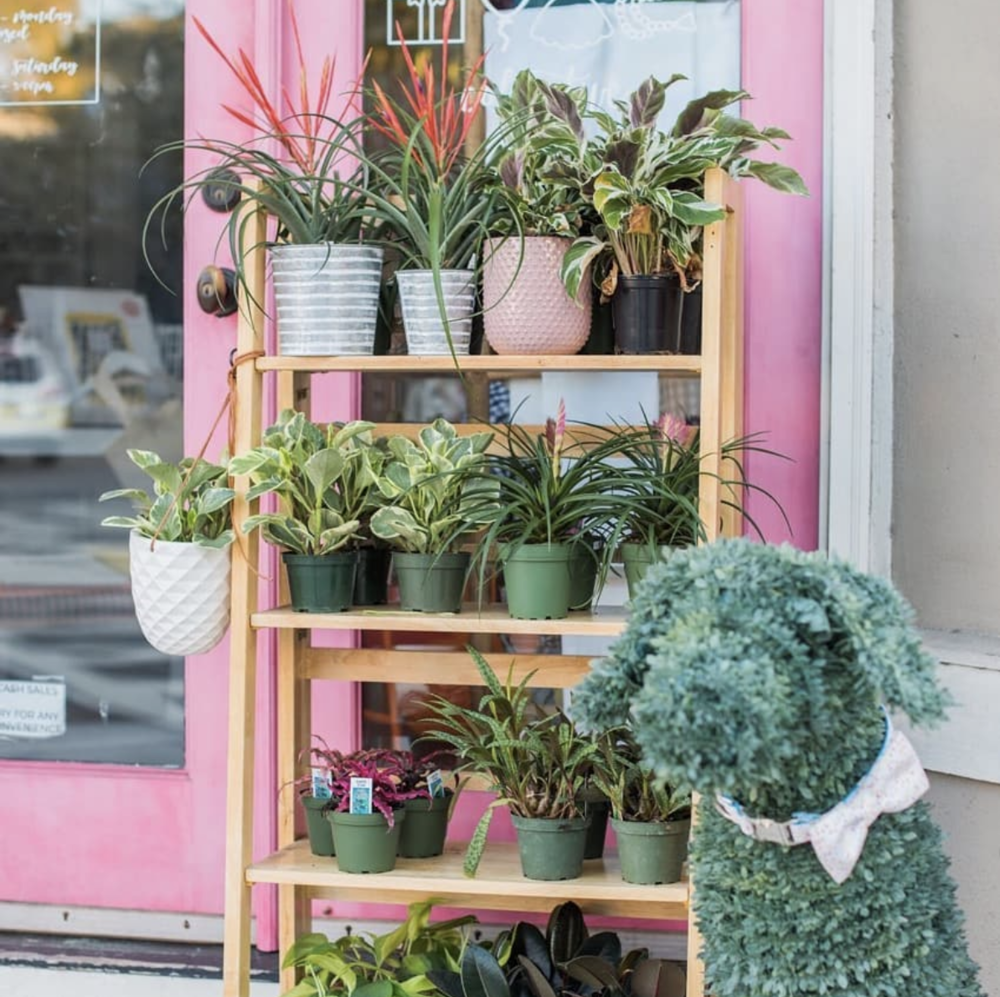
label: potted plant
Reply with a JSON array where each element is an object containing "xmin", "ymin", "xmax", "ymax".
[
  {"xmin": 473, "ymin": 401, "xmax": 617, "ymax": 620},
  {"xmin": 370, "ymin": 419, "xmax": 497, "ymax": 613},
  {"xmin": 325, "ymin": 750, "xmax": 423, "ymax": 874},
  {"xmin": 587, "ymin": 413, "xmax": 787, "ymax": 598},
  {"xmin": 229, "ymin": 410, "xmax": 364, "ymax": 612},
  {"xmin": 144, "ymin": 14, "xmax": 382, "ymax": 356},
  {"xmin": 561, "ymin": 76, "xmax": 805, "ymax": 355},
  {"xmin": 421, "ymin": 648, "xmax": 599, "ymax": 881},
  {"xmin": 480, "ymin": 70, "xmax": 597, "ymax": 355},
  {"xmin": 292, "ymin": 738, "xmax": 345, "ymax": 858},
  {"xmin": 361, "ymin": 1, "xmax": 498, "ymax": 359},
  {"xmin": 391, "ymin": 750, "xmax": 458, "ymax": 859},
  {"xmin": 99, "ymin": 449, "xmax": 235, "ymax": 656},
  {"xmin": 591, "ymin": 730, "xmax": 691, "ymax": 885}
]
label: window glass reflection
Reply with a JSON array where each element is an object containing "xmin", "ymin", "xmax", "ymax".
[{"xmin": 0, "ymin": 0, "xmax": 185, "ymax": 766}]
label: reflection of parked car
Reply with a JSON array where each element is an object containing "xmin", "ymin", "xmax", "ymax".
[{"xmin": 0, "ymin": 339, "xmax": 70, "ymax": 435}]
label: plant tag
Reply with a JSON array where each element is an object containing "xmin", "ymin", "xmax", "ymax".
[
  {"xmin": 311, "ymin": 767, "xmax": 332, "ymax": 800},
  {"xmin": 427, "ymin": 769, "xmax": 445, "ymax": 798},
  {"xmin": 349, "ymin": 777, "xmax": 373, "ymax": 815}
]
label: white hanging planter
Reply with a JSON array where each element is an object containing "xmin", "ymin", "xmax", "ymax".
[{"xmin": 128, "ymin": 531, "xmax": 232, "ymax": 657}]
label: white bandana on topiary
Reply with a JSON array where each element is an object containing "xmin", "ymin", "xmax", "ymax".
[{"xmin": 715, "ymin": 708, "xmax": 929, "ymax": 884}]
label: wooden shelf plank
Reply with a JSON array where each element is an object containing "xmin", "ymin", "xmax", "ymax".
[
  {"xmin": 256, "ymin": 355, "xmax": 701, "ymax": 375},
  {"xmin": 247, "ymin": 840, "xmax": 688, "ymax": 920},
  {"xmin": 303, "ymin": 649, "xmax": 595, "ymax": 687},
  {"xmin": 252, "ymin": 605, "xmax": 628, "ymax": 636}
]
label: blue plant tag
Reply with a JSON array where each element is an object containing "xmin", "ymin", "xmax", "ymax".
[
  {"xmin": 349, "ymin": 777, "xmax": 373, "ymax": 815},
  {"xmin": 311, "ymin": 767, "xmax": 332, "ymax": 800},
  {"xmin": 427, "ymin": 769, "xmax": 445, "ymax": 798}
]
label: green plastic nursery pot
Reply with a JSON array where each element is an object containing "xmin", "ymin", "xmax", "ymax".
[
  {"xmin": 621, "ymin": 543, "xmax": 675, "ymax": 599},
  {"xmin": 283, "ymin": 552, "xmax": 357, "ymax": 612},
  {"xmin": 611, "ymin": 817, "xmax": 690, "ymax": 885},
  {"xmin": 328, "ymin": 810, "xmax": 406, "ymax": 874},
  {"xmin": 398, "ymin": 792, "xmax": 452, "ymax": 858},
  {"xmin": 510, "ymin": 814, "xmax": 590, "ymax": 881},
  {"xmin": 568, "ymin": 545, "xmax": 599, "ymax": 611},
  {"xmin": 300, "ymin": 795, "xmax": 335, "ymax": 857},
  {"xmin": 501, "ymin": 543, "xmax": 572, "ymax": 620},
  {"xmin": 579, "ymin": 793, "xmax": 611, "ymax": 860},
  {"xmin": 393, "ymin": 552, "xmax": 469, "ymax": 613},
  {"xmin": 354, "ymin": 548, "xmax": 391, "ymax": 606}
]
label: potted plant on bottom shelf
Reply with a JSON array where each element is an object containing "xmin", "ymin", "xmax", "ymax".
[
  {"xmin": 474, "ymin": 402, "xmax": 617, "ymax": 620},
  {"xmin": 371, "ymin": 419, "xmax": 497, "ymax": 613},
  {"xmin": 592, "ymin": 730, "xmax": 691, "ymax": 886},
  {"xmin": 99, "ymin": 449, "xmax": 235, "ymax": 656},
  {"xmin": 325, "ymin": 751, "xmax": 423, "ymax": 874},
  {"xmin": 390, "ymin": 751, "xmax": 458, "ymax": 859},
  {"xmin": 230, "ymin": 410, "xmax": 366, "ymax": 613},
  {"xmin": 421, "ymin": 648, "xmax": 599, "ymax": 881}
]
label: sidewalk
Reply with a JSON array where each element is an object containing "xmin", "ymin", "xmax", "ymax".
[{"xmin": 0, "ymin": 964, "xmax": 279, "ymax": 995}]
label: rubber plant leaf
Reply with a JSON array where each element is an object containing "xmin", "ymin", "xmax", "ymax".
[{"xmin": 460, "ymin": 944, "xmax": 511, "ymax": 997}]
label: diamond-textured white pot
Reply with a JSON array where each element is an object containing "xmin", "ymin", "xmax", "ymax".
[{"xmin": 129, "ymin": 531, "xmax": 232, "ymax": 656}]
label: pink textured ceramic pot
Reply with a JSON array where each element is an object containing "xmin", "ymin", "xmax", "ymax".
[{"xmin": 482, "ymin": 236, "xmax": 591, "ymax": 354}]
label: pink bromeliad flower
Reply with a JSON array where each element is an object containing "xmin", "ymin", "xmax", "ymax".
[{"xmin": 544, "ymin": 398, "xmax": 567, "ymax": 483}]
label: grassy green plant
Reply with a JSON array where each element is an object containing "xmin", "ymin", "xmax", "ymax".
[
  {"xmin": 99, "ymin": 450, "xmax": 234, "ymax": 548},
  {"xmin": 419, "ymin": 647, "xmax": 599, "ymax": 875}
]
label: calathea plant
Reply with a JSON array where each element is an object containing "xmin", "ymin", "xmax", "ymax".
[
  {"xmin": 229, "ymin": 409, "xmax": 366, "ymax": 556},
  {"xmin": 370, "ymin": 420, "xmax": 497, "ymax": 555},
  {"xmin": 100, "ymin": 450, "xmax": 235, "ymax": 548}
]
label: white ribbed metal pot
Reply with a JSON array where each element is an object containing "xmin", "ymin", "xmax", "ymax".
[
  {"xmin": 271, "ymin": 243, "xmax": 383, "ymax": 356},
  {"xmin": 483, "ymin": 236, "xmax": 591, "ymax": 354},
  {"xmin": 129, "ymin": 531, "xmax": 232, "ymax": 656},
  {"xmin": 396, "ymin": 269, "xmax": 475, "ymax": 356}
]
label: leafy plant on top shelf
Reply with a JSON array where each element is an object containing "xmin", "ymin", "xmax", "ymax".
[
  {"xmin": 229, "ymin": 409, "xmax": 368, "ymax": 556},
  {"xmin": 281, "ymin": 900, "xmax": 476, "ymax": 997},
  {"xmin": 418, "ymin": 648, "xmax": 599, "ymax": 875},
  {"xmin": 99, "ymin": 450, "xmax": 235, "ymax": 548},
  {"xmin": 370, "ymin": 420, "xmax": 498, "ymax": 555},
  {"xmin": 428, "ymin": 902, "xmax": 686, "ymax": 997}
]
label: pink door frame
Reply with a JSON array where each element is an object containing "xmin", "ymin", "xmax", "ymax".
[{"xmin": 0, "ymin": 0, "xmax": 821, "ymax": 953}]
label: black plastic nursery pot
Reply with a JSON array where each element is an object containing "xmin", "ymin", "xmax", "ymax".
[
  {"xmin": 678, "ymin": 285, "xmax": 703, "ymax": 355},
  {"xmin": 354, "ymin": 547, "xmax": 391, "ymax": 606},
  {"xmin": 328, "ymin": 810, "xmax": 406, "ymax": 874},
  {"xmin": 510, "ymin": 814, "xmax": 590, "ymax": 881},
  {"xmin": 283, "ymin": 551, "xmax": 357, "ymax": 612},
  {"xmin": 393, "ymin": 551, "xmax": 469, "ymax": 613},
  {"xmin": 611, "ymin": 274, "xmax": 683, "ymax": 354},
  {"xmin": 578, "ymin": 789, "xmax": 611, "ymax": 860},
  {"xmin": 611, "ymin": 817, "xmax": 690, "ymax": 885},
  {"xmin": 300, "ymin": 794, "xmax": 335, "ymax": 857},
  {"xmin": 398, "ymin": 792, "xmax": 452, "ymax": 859},
  {"xmin": 500, "ymin": 542, "xmax": 572, "ymax": 620},
  {"xmin": 621, "ymin": 543, "xmax": 675, "ymax": 600}
]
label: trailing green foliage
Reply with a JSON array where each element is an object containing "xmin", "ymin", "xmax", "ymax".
[
  {"xmin": 573, "ymin": 538, "xmax": 982, "ymax": 997},
  {"xmin": 230, "ymin": 409, "xmax": 370, "ymax": 556},
  {"xmin": 418, "ymin": 648, "xmax": 599, "ymax": 875},
  {"xmin": 281, "ymin": 900, "xmax": 476, "ymax": 997},
  {"xmin": 99, "ymin": 450, "xmax": 234, "ymax": 548},
  {"xmin": 370, "ymin": 419, "xmax": 498, "ymax": 555}
]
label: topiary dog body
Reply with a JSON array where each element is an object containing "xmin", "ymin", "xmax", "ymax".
[{"xmin": 575, "ymin": 539, "xmax": 982, "ymax": 997}]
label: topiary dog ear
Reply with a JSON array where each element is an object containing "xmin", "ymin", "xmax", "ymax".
[{"xmin": 823, "ymin": 560, "xmax": 950, "ymax": 728}]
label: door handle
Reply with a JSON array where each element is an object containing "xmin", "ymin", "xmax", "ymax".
[{"xmin": 196, "ymin": 265, "xmax": 239, "ymax": 318}]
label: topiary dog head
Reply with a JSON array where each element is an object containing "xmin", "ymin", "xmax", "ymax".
[{"xmin": 574, "ymin": 540, "xmax": 948, "ymax": 804}]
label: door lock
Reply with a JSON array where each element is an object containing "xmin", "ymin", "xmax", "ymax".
[{"xmin": 196, "ymin": 265, "xmax": 238, "ymax": 318}]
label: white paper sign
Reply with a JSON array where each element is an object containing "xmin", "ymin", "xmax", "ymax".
[{"xmin": 0, "ymin": 679, "xmax": 67, "ymax": 739}]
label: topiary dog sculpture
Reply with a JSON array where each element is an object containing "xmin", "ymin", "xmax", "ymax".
[{"xmin": 575, "ymin": 539, "xmax": 982, "ymax": 997}]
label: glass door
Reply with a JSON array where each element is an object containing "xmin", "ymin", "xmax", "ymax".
[{"xmin": 0, "ymin": 0, "xmax": 270, "ymax": 928}]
